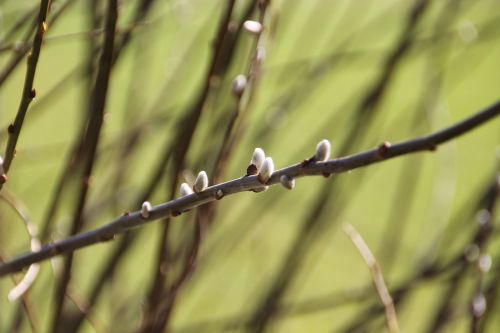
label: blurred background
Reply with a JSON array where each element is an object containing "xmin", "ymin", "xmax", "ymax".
[{"xmin": 0, "ymin": 0, "xmax": 500, "ymax": 332}]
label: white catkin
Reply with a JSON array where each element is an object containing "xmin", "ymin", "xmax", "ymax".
[
  {"xmin": 232, "ymin": 75, "xmax": 247, "ymax": 96},
  {"xmin": 258, "ymin": 157, "xmax": 274, "ymax": 183},
  {"xmin": 280, "ymin": 175, "xmax": 295, "ymax": 190},
  {"xmin": 193, "ymin": 171, "xmax": 209, "ymax": 193},
  {"xmin": 180, "ymin": 183, "xmax": 194, "ymax": 197},
  {"xmin": 251, "ymin": 148, "xmax": 266, "ymax": 170},
  {"xmin": 315, "ymin": 139, "xmax": 331, "ymax": 162},
  {"xmin": 243, "ymin": 20, "xmax": 263, "ymax": 35},
  {"xmin": 141, "ymin": 201, "xmax": 152, "ymax": 218}
]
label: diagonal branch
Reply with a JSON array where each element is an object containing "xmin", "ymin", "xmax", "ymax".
[{"xmin": 0, "ymin": 99, "xmax": 499, "ymax": 276}]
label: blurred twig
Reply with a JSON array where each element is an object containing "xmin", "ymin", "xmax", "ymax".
[
  {"xmin": 49, "ymin": 0, "xmax": 118, "ymax": 331},
  {"xmin": 344, "ymin": 224, "xmax": 399, "ymax": 333},
  {"xmin": 1, "ymin": 0, "xmax": 52, "ymax": 184}
]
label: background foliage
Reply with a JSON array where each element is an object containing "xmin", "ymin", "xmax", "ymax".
[{"xmin": 0, "ymin": 0, "xmax": 499, "ymax": 332}]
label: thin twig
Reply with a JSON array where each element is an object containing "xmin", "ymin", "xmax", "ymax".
[
  {"xmin": 344, "ymin": 223, "xmax": 399, "ymax": 333},
  {"xmin": 0, "ymin": 99, "xmax": 498, "ymax": 276},
  {"xmin": 49, "ymin": 0, "xmax": 118, "ymax": 331},
  {"xmin": 1, "ymin": 0, "xmax": 51, "ymax": 181}
]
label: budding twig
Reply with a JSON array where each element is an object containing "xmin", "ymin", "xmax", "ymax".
[{"xmin": 0, "ymin": 100, "xmax": 499, "ymax": 276}]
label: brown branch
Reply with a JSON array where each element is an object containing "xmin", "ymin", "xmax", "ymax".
[
  {"xmin": 1, "ymin": 0, "xmax": 51, "ymax": 182},
  {"xmin": 49, "ymin": 0, "xmax": 118, "ymax": 331},
  {"xmin": 0, "ymin": 99, "xmax": 499, "ymax": 276}
]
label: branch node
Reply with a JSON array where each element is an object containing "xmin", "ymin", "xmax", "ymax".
[{"xmin": 377, "ymin": 141, "xmax": 392, "ymax": 159}]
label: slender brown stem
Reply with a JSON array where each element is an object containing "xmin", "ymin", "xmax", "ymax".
[
  {"xmin": 1, "ymin": 0, "xmax": 51, "ymax": 183},
  {"xmin": 49, "ymin": 0, "xmax": 118, "ymax": 331},
  {"xmin": 0, "ymin": 99, "xmax": 498, "ymax": 276}
]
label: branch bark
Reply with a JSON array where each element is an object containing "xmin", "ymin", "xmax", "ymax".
[
  {"xmin": 0, "ymin": 99, "xmax": 499, "ymax": 276},
  {"xmin": 1, "ymin": 0, "xmax": 51, "ymax": 184}
]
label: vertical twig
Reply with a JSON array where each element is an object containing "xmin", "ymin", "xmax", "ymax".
[
  {"xmin": 1, "ymin": 0, "xmax": 52, "ymax": 185},
  {"xmin": 140, "ymin": 1, "xmax": 238, "ymax": 330},
  {"xmin": 49, "ymin": 0, "xmax": 118, "ymax": 331}
]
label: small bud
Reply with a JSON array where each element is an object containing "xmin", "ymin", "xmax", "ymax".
[
  {"xmin": 232, "ymin": 75, "xmax": 247, "ymax": 97},
  {"xmin": 243, "ymin": 20, "xmax": 263, "ymax": 35},
  {"xmin": 180, "ymin": 182, "xmax": 194, "ymax": 197},
  {"xmin": 30, "ymin": 89, "xmax": 36, "ymax": 99},
  {"xmin": 377, "ymin": 141, "xmax": 391, "ymax": 158},
  {"xmin": 141, "ymin": 201, "xmax": 152, "ymax": 219},
  {"xmin": 478, "ymin": 254, "xmax": 492, "ymax": 273},
  {"xmin": 315, "ymin": 139, "xmax": 331, "ymax": 162},
  {"xmin": 215, "ymin": 189, "xmax": 224, "ymax": 200},
  {"xmin": 251, "ymin": 148, "xmax": 266, "ymax": 170},
  {"xmin": 258, "ymin": 157, "xmax": 274, "ymax": 184},
  {"xmin": 472, "ymin": 294, "xmax": 486, "ymax": 317},
  {"xmin": 193, "ymin": 171, "xmax": 209, "ymax": 193},
  {"xmin": 246, "ymin": 164, "xmax": 258, "ymax": 176},
  {"xmin": 0, "ymin": 155, "xmax": 4, "ymax": 174},
  {"xmin": 280, "ymin": 175, "xmax": 295, "ymax": 190},
  {"xmin": 256, "ymin": 46, "xmax": 266, "ymax": 62},
  {"xmin": 41, "ymin": 21, "xmax": 48, "ymax": 34}
]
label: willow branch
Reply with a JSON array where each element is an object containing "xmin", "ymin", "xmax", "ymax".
[
  {"xmin": 1, "ymin": 0, "xmax": 51, "ymax": 181},
  {"xmin": 0, "ymin": 99, "xmax": 499, "ymax": 276}
]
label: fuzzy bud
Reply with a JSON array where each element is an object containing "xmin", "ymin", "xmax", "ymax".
[
  {"xmin": 251, "ymin": 148, "xmax": 266, "ymax": 170},
  {"xmin": 280, "ymin": 175, "xmax": 295, "ymax": 190},
  {"xmin": 243, "ymin": 20, "xmax": 263, "ymax": 35},
  {"xmin": 315, "ymin": 139, "xmax": 331, "ymax": 162},
  {"xmin": 232, "ymin": 75, "xmax": 247, "ymax": 97},
  {"xmin": 258, "ymin": 157, "xmax": 274, "ymax": 184},
  {"xmin": 215, "ymin": 189, "xmax": 224, "ymax": 200},
  {"xmin": 193, "ymin": 171, "xmax": 209, "ymax": 193},
  {"xmin": 141, "ymin": 201, "xmax": 152, "ymax": 219},
  {"xmin": 180, "ymin": 182, "xmax": 194, "ymax": 197}
]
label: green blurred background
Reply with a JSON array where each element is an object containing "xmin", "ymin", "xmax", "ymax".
[{"xmin": 1, "ymin": 0, "xmax": 500, "ymax": 332}]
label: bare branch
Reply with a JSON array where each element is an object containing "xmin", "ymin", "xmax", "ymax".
[
  {"xmin": 1, "ymin": 0, "xmax": 52, "ymax": 182},
  {"xmin": 0, "ymin": 99, "xmax": 499, "ymax": 276}
]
